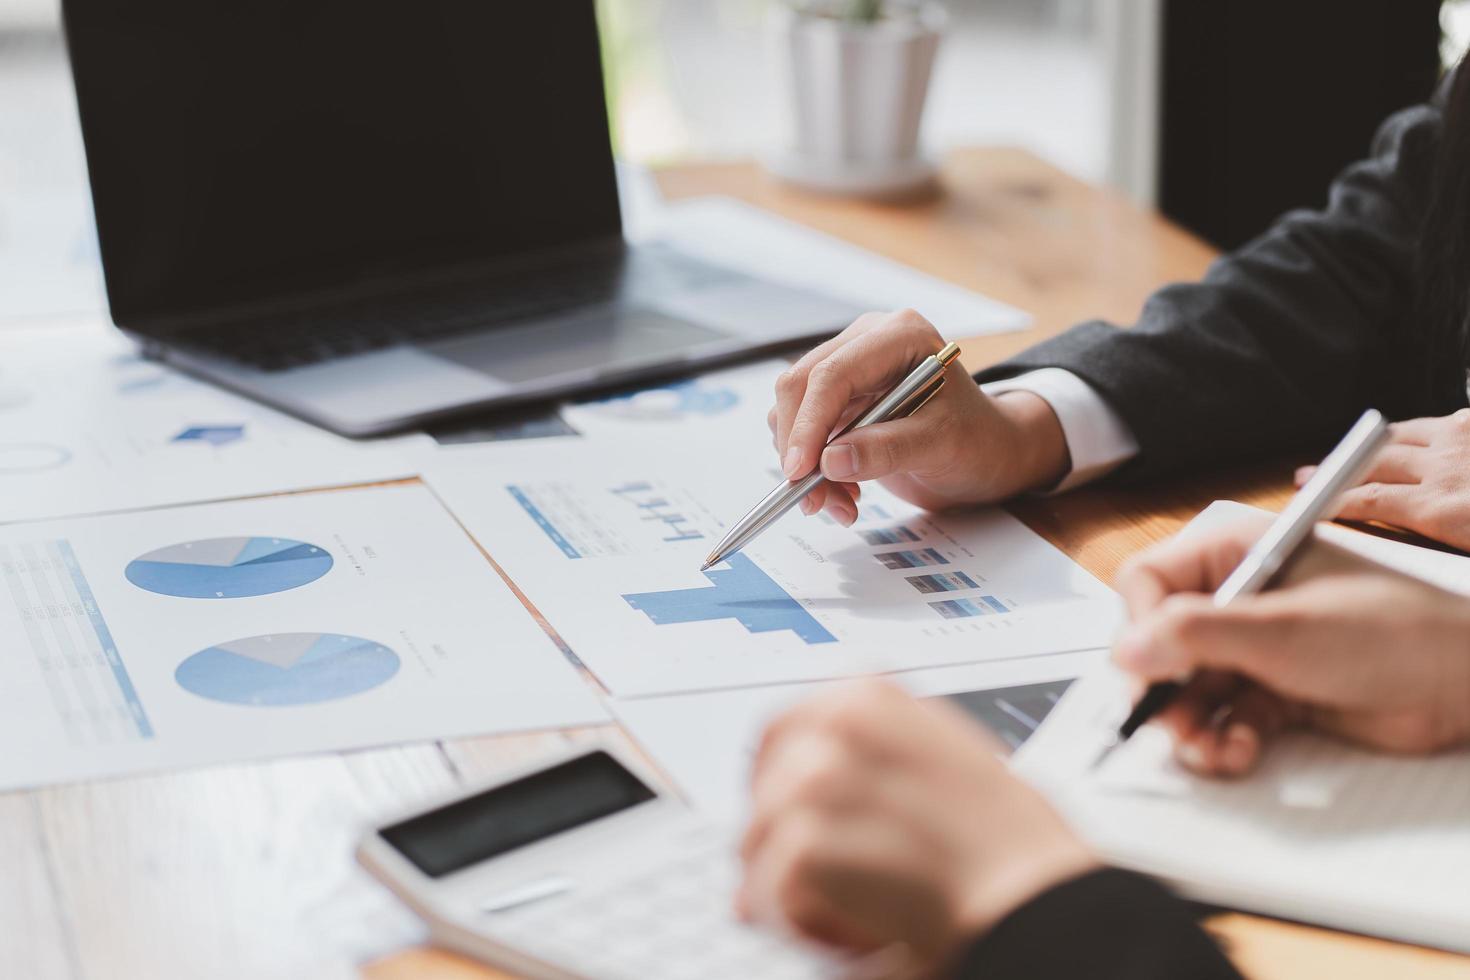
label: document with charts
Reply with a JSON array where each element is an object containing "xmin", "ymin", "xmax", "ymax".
[
  {"xmin": 425, "ymin": 442, "xmax": 1122, "ymax": 697},
  {"xmin": 424, "ymin": 359, "xmax": 790, "ymax": 453},
  {"xmin": 615, "ymin": 649, "xmax": 1105, "ymax": 819},
  {"xmin": 0, "ymin": 484, "xmax": 605, "ymax": 790},
  {"xmin": 560, "ymin": 359, "xmax": 789, "ymax": 451},
  {"xmin": 0, "ymin": 321, "xmax": 424, "ymax": 524}
]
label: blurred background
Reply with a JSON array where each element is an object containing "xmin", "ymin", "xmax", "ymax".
[{"xmin": 3, "ymin": 0, "xmax": 1470, "ymax": 321}]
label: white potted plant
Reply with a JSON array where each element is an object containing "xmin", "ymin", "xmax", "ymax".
[{"xmin": 770, "ymin": 0, "xmax": 947, "ymax": 198}]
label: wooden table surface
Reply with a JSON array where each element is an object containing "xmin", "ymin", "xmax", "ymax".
[{"xmin": 9, "ymin": 149, "xmax": 1469, "ymax": 980}]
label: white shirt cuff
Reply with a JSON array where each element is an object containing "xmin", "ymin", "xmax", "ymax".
[{"xmin": 981, "ymin": 368, "xmax": 1140, "ymax": 493}]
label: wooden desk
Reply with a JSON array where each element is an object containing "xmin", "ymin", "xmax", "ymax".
[{"xmin": 8, "ymin": 149, "xmax": 1468, "ymax": 980}]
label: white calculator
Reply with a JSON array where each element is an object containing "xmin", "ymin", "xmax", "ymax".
[{"xmin": 357, "ymin": 745, "xmax": 861, "ymax": 980}]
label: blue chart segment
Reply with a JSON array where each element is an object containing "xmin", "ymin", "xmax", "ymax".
[
  {"xmin": 172, "ymin": 424, "xmax": 246, "ymax": 446},
  {"xmin": 943, "ymin": 679, "xmax": 1073, "ymax": 754},
  {"xmin": 585, "ymin": 378, "xmax": 739, "ymax": 420},
  {"xmin": 907, "ymin": 571, "xmax": 980, "ymax": 594},
  {"xmin": 176, "ymin": 633, "xmax": 399, "ymax": 706},
  {"xmin": 874, "ymin": 548, "xmax": 948, "ymax": 570},
  {"xmin": 126, "ymin": 537, "xmax": 333, "ymax": 599},
  {"xmin": 623, "ymin": 554, "xmax": 836, "ymax": 644},
  {"xmin": 929, "ymin": 596, "xmax": 1010, "ymax": 619},
  {"xmin": 857, "ymin": 526, "xmax": 921, "ymax": 546}
]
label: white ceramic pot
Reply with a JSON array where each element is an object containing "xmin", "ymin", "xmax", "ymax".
[{"xmin": 770, "ymin": 2, "xmax": 946, "ymax": 197}]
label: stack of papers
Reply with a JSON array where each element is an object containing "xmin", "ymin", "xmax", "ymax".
[
  {"xmin": 0, "ymin": 485, "xmax": 605, "ymax": 789},
  {"xmin": 0, "ymin": 322, "xmax": 422, "ymax": 524}
]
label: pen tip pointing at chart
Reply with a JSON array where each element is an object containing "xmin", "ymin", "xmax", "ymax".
[{"xmin": 699, "ymin": 557, "xmax": 715, "ymax": 572}]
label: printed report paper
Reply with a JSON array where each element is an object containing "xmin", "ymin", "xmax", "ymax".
[
  {"xmin": 615, "ymin": 649, "xmax": 1105, "ymax": 820},
  {"xmin": 0, "ymin": 321, "xmax": 424, "ymax": 524},
  {"xmin": 425, "ymin": 442, "xmax": 1122, "ymax": 697},
  {"xmin": 0, "ymin": 484, "xmax": 605, "ymax": 790}
]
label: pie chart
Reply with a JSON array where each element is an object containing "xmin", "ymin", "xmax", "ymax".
[
  {"xmin": 125, "ymin": 536, "xmax": 333, "ymax": 599},
  {"xmin": 176, "ymin": 633, "xmax": 399, "ymax": 706}
]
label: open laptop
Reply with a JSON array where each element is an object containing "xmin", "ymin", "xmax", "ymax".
[{"xmin": 62, "ymin": 1, "xmax": 862, "ymax": 437}]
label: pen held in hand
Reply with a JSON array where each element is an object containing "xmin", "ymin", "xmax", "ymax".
[
  {"xmin": 701, "ymin": 342, "xmax": 962, "ymax": 572},
  {"xmin": 1090, "ymin": 408, "xmax": 1391, "ymax": 772}
]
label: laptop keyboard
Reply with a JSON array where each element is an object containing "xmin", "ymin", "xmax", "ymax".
[
  {"xmin": 166, "ymin": 245, "xmax": 742, "ymax": 374},
  {"xmin": 172, "ymin": 275, "xmax": 621, "ymax": 373}
]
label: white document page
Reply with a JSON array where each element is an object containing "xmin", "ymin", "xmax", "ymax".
[
  {"xmin": 615, "ymin": 649, "xmax": 1105, "ymax": 820},
  {"xmin": 425, "ymin": 441, "xmax": 1121, "ymax": 697},
  {"xmin": 644, "ymin": 197, "xmax": 1031, "ymax": 340},
  {"xmin": 1015, "ymin": 501, "xmax": 1470, "ymax": 954},
  {"xmin": 1017, "ymin": 667, "xmax": 1470, "ymax": 954},
  {"xmin": 559, "ymin": 359, "xmax": 790, "ymax": 452},
  {"xmin": 0, "ymin": 484, "xmax": 605, "ymax": 790},
  {"xmin": 0, "ymin": 321, "xmax": 426, "ymax": 524}
]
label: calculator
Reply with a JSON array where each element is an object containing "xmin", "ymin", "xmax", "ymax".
[{"xmin": 357, "ymin": 745, "xmax": 862, "ymax": 980}]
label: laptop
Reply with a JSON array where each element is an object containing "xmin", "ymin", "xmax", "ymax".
[{"xmin": 61, "ymin": 1, "xmax": 862, "ymax": 437}]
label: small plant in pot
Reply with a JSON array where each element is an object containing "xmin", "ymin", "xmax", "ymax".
[{"xmin": 769, "ymin": 0, "xmax": 946, "ymax": 198}]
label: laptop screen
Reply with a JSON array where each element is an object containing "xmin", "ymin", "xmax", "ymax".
[{"xmin": 63, "ymin": 0, "xmax": 622, "ymax": 323}]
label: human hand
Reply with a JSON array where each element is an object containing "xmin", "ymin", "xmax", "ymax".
[
  {"xmin": 738, "ymin": 680, "xmax": 1097, "ymax": 969},
  {"xmin": 1113, "ymin": 519, "xmax": 1470, "ymax": 777},
  {"xmin": 1296, "ymin": 410, "xmax": 1470, "ymax": 551},
  {"xmin": 768, "ymin": 310, "xmax": 1070, "ymax": 524}
]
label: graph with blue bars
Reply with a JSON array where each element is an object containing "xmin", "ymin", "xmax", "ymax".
[
  {"xmin": 930, "ymin": 596, "xmax": 1010, "ymax": 619},
  {"xmin": 874, "ymin": 548, "xmax": 949, "ymax": 570},
  {"xmin": 623, "ymin": 554, "xmax": 836, "ymax": 644},
  {"xmin": 906, "ymin": 571, "xmax": 980, "ymax": 594},
  {"xmin": 126, "ymin": 536, "xmax": 333, "ymax": 599},
  {"xmin": 857, "ymin": 525, "xmax": 921, "ymax": 546},
  {"xmin": 610, "ymin": 481, "xmax": 704, "ymax": 544}
]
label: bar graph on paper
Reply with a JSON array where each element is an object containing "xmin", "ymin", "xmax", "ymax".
[
  {"xmin": 845, "ymin": 502, "xmax": 1025, "ymax": 629},
  {"xmin": 508, "ymin": 479, "xmax": 719, "ymax": 559}
]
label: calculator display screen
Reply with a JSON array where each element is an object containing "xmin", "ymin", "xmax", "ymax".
[{"xmin": 380, "ymin": 751, "xmax": 657, "ymax": 878}]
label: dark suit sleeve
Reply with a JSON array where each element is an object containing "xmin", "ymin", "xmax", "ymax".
[
  {"xmin": 975, "ymin": 96, "xmax": 1451, "ymax": 483},
  {"xmin": 949, "ymin": 869, "xmax": 1241, "ymax": 980}
]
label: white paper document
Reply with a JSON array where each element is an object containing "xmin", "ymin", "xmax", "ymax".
[
  {"xmin": 646, "ymin": 197, "xmax": 1031, "ymax": 340},
  {"xmin": 424, "ymin": 359, "xmax": 791, "ymax": 454},
  {"xmin": 0, "ymin": 322, "xmax": 424, "ymax": 523},
  {"xmin": 0, "ymin": 484, "xmax": 605, "ymax": 790},
  {"xmin": 1193, "ymin": 499, "xmax": 1470, "ymax": 595},
  {"xmin": 1016, "ymin": 666, "xmax": 1470, "ymax": 954},
  {"xmin": 425, "ymin": 442, "xmax": 1121, "ymax": 696},
  {"xmin": 560, "ymin": 359, "xmax": 790, "ymax": 452},
  {"xmin": 615, "ymin": 649, "xmax": 1105, "ymax": 820}
]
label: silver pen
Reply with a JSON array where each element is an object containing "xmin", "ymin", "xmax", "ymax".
[
  {"xmin": 701, "ymin": 341, "xmax": 963, "ymax": 571},
  {"xmin": 1089, "ymin": 407, "xmax": 1390, "ymax": 772}
]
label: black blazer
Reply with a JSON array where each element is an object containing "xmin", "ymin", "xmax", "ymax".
[
  {"xmin": 953, "ymin": 869, "xmax": 1241, "ymax": 978},
  {"xmin": 977, "ymin": 84, "xmax": 1461, "ymax": 483}
]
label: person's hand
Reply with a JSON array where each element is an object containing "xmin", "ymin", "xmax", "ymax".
[
  {"xmin": 738, "ymin": 680, "xmax": 1097, "ymax": 969},
  {"xmin": 1296, "ymin": 410, "xmax": 1470, "ymax": 551},
  {"xmin": 769, "ymin": 310, "xmax": 1070, "ymax": 524},
  {"xmin": 1113, "ymin": 519, "xmax": 1470, "ymax": 777}
]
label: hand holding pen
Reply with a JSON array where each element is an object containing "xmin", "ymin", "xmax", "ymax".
[{"xmin": 765, "ymin": 310, "xmax": 1072, "ymax": 525}]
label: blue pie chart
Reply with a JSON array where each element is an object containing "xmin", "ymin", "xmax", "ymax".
[
  {"xmin": 176, "ymin": 633, "xmax": 400, "ymax": 706},
  {"xmin": 125, "ymin": 536, "xmax": 333, "ymax": 598}
]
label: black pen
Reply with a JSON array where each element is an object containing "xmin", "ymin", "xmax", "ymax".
[{"xmin": 1090, "ymin": 409, "xmax": 1390, "ymax": 770}]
